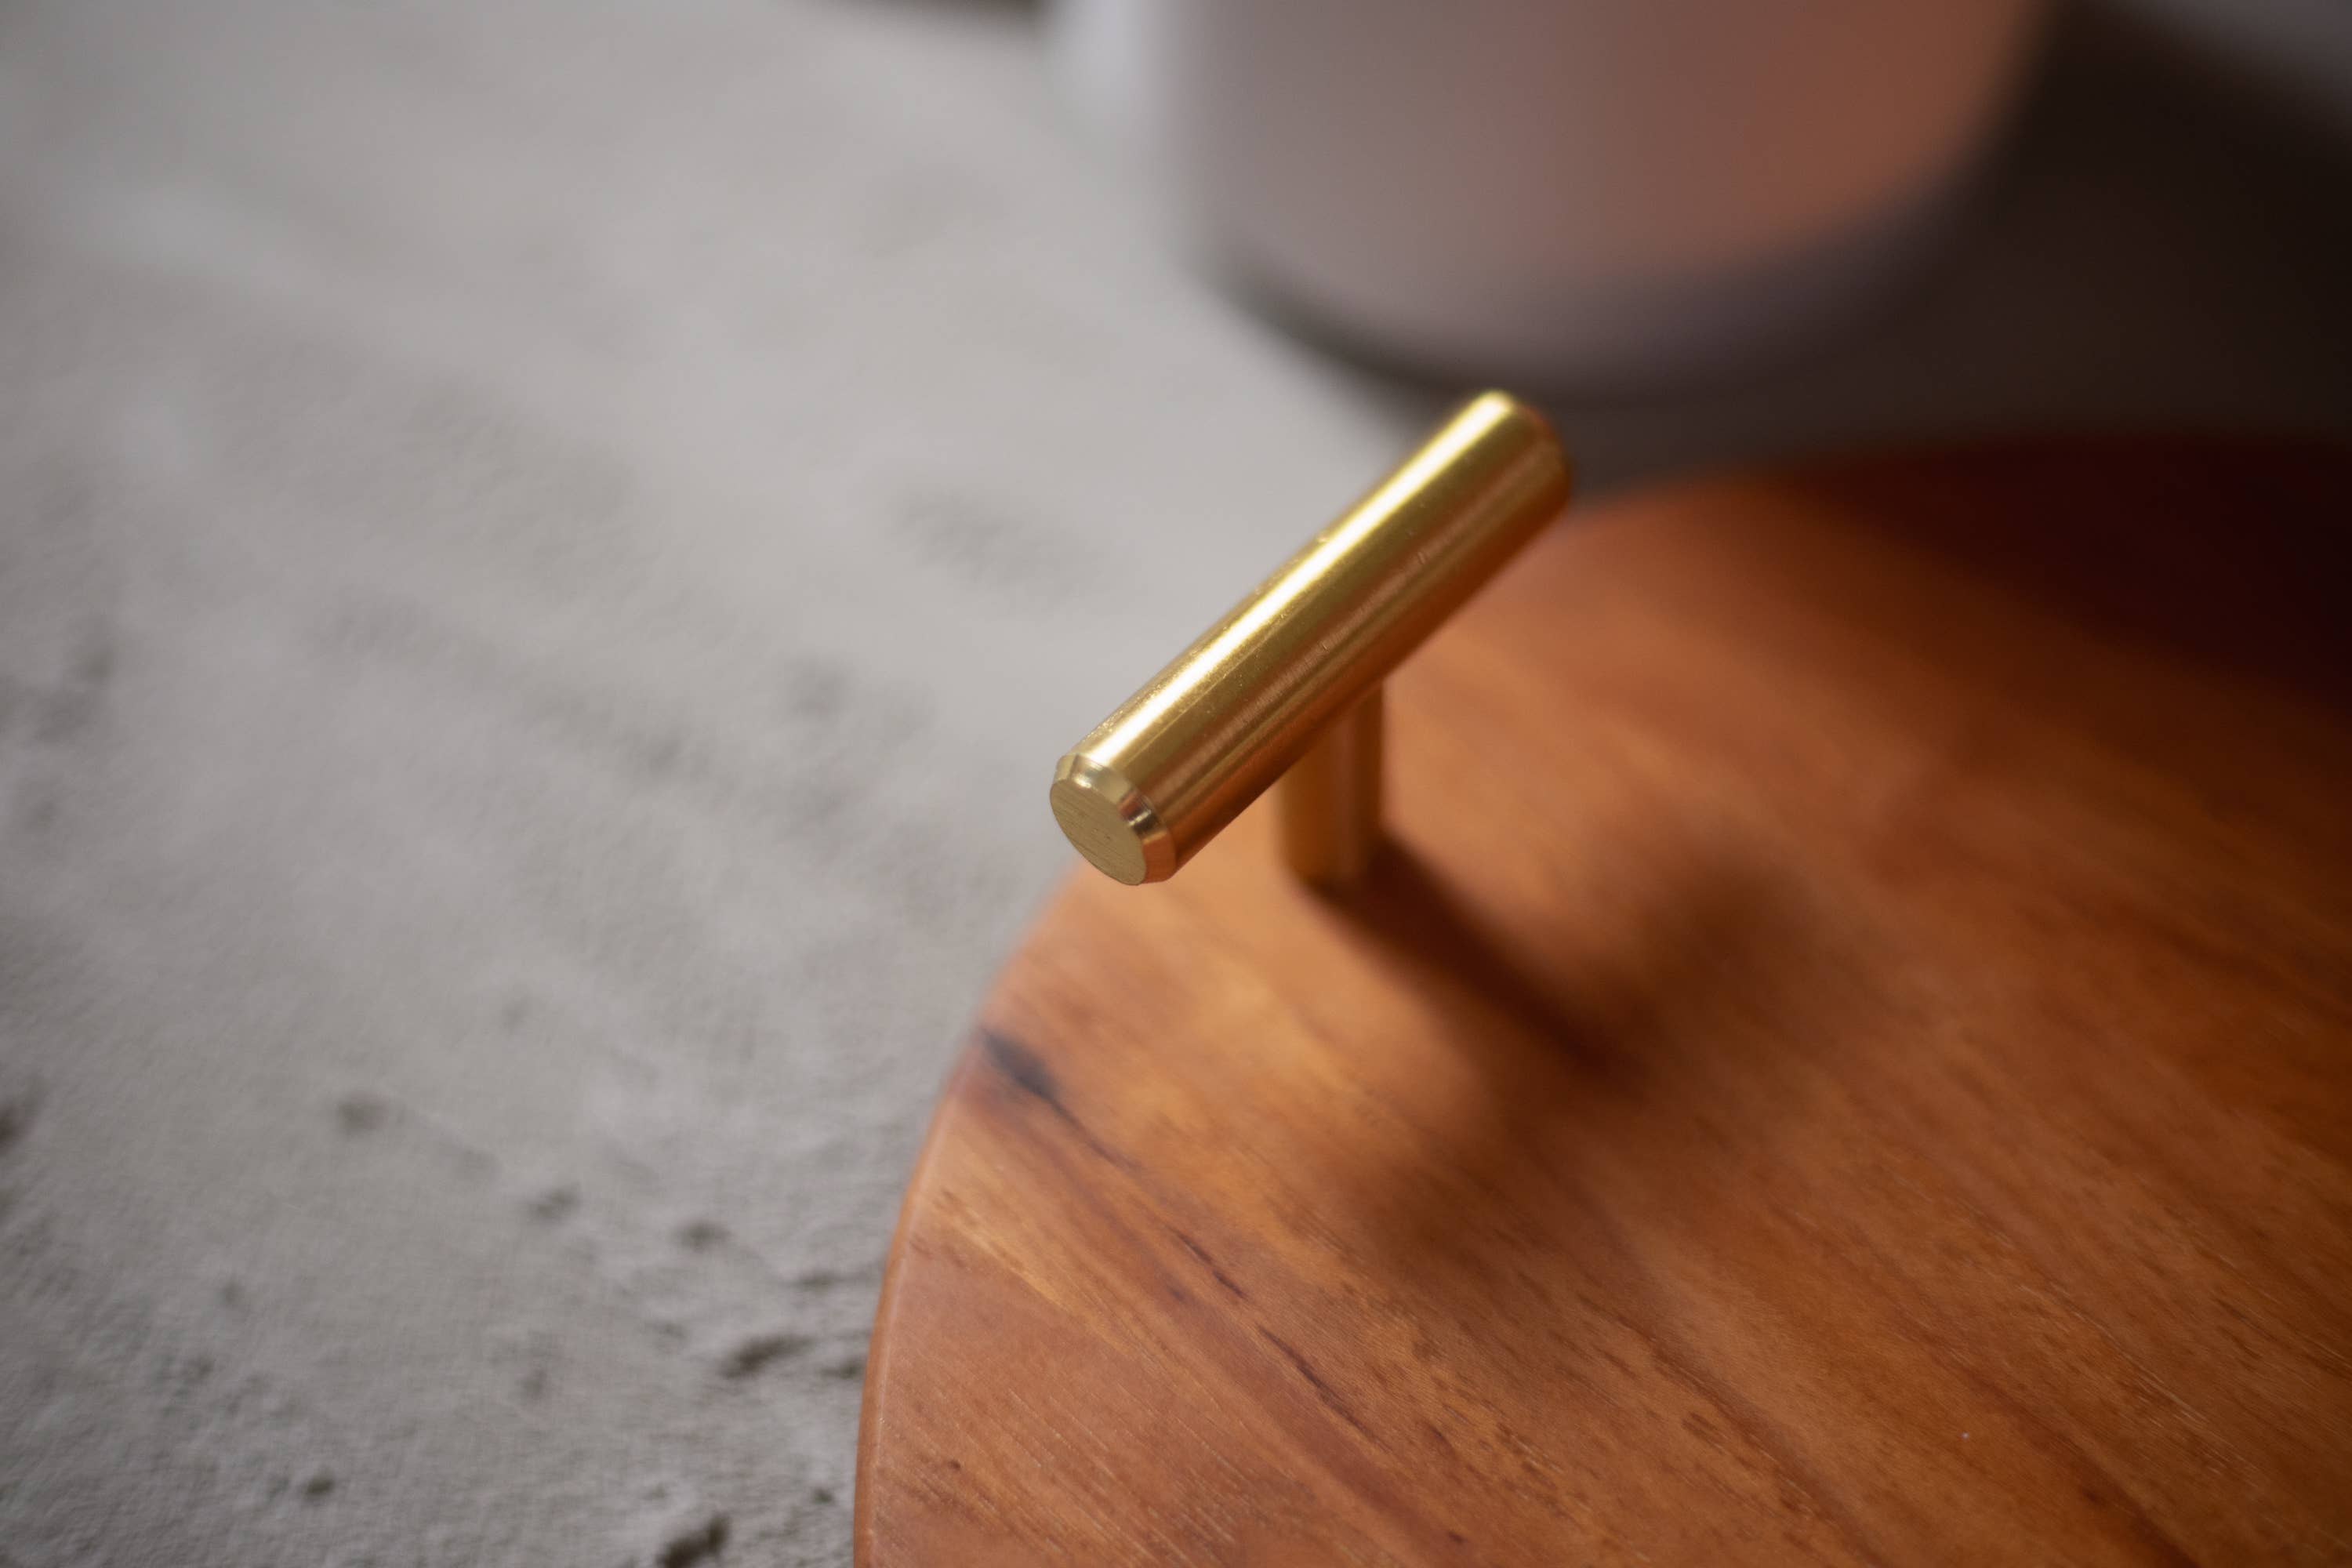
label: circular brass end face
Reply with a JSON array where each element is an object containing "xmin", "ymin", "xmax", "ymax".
[{"xmin": 1050, "ymin": 754, "xmax": 1175, "ymax": 885}]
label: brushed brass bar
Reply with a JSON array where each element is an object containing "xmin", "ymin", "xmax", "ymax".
[
  {"xmin": 1278, "ymin": 685, "xmax": 1384, "ymax": 888},
  {"xmin": 1051, "ymin": 390, "xmax": 1570, "ymax": 886}
]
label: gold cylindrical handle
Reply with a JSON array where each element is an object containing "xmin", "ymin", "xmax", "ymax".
[{"xmin": 1051, "ymin": 391, "xmax": 1571, "ymax": 887}]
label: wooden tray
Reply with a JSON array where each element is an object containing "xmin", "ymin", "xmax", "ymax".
[{"xmin": 858, "ymin": 441, "xmax": 2352, "ymax": 1566}]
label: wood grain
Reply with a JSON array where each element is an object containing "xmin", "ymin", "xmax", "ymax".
[{"xmin": 857, "ymin": 441, "xmax": 2352, "ymax": 1566}]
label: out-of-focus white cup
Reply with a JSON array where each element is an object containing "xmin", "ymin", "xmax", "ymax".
[{"xmin": 1055, "ymin": 0, "xmax": 2051, "ymax": 386}]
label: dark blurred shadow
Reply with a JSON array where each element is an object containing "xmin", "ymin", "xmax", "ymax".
[
  {"xmin": 1315, "ymin": 835, "xmax": 1822, "ymax": 1273},
  {"xmin": 1333, "ymin": 842, "xmax": 1612, "ymax": 1082},
  {"xmin": 1784, "ymin": 435, "xmax": 2352, "ymax": 717}
]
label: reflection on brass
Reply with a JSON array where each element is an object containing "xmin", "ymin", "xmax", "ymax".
[{"xmin": 1051, "ymin": 391, "xmax": 1571, "ymax": 888}]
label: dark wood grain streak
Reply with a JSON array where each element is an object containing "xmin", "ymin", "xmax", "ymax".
[{"xmin": 858, "ymin": 441, "xmax": 2352, "ymax": 1566}]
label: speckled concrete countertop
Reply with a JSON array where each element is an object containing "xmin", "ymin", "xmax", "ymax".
[{"xmin": 0, "ymin": 3, "xmax": 2346, "ymax": 1564}]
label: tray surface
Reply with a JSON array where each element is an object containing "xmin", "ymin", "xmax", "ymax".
[{"xmin": 858, "ymin": 441, "xmax": 2352, "ymax": 1566}]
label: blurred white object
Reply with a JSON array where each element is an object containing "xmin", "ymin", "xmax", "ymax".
[
  {"xmin": 1056, "ymin": 0, "xmax": 2051, "ymax": 385},
  {"xmin": 1051, "ymin": 0, "xmax": 1172, "ymax": 161}
]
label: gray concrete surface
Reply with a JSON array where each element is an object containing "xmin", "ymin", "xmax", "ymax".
[{"xmin": 0, "ymin": 2, "xmax": 2346, "ymax": 1566}]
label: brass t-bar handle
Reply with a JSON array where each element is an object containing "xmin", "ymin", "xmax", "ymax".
[{"xmin": 1051, "ymin": 392, "xmax": 1572, "ymax": 888}]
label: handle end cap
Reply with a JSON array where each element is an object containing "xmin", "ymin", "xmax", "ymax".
[{"xmin": 1051, "ymin": 754, "xmax": 1176, "ymax": 885}]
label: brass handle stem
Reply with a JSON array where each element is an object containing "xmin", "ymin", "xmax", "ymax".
[
  {"xmin": 1051, "ymin": 392, "xmax": 1571, "ymax": 887},
  {"xmin": 1277, "ymin": 685, "xmax": 1385, "ymax": 887}
]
